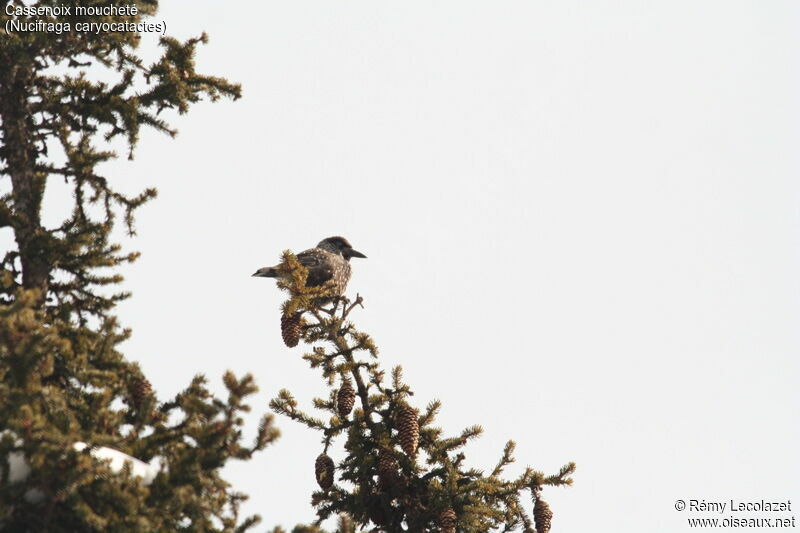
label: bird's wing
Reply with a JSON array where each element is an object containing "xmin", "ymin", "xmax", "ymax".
[{"xmin": 296, "ymin": 249, "xmax": 334, "ymax": 287}]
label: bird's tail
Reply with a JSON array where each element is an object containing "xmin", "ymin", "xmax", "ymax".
[{"xmin": 252, "ymin": 266, "xmax": 279, "ymax": 278}]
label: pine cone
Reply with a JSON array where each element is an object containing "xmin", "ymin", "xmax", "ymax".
[
  {"xmin": 281, "ymin": 312, "xmax": 302, "ymax": 347},
  {"xmin": 396, "ymin": 404, "xmax": 419, "ymax": 456},
  {"xmin": 377, "ymin": 449, "xmax": 398, "ymax": 490},
  {"xmin": 129, "ymin": 377, "xmax": 152, "ymax": 408},
  {"xmin": 534, "ymin": 496, "xmax": 553, "ymax": 533},
  {"xmin": 438, "ymin": 508, "xmax": 457, "ymax": 533},
  {"xmin": 337, "ymin": 378, "xmax": 356, "ymax": 417},
  {"xmin": 315, "ymin": 453, "xmax": 335, "ymax": 490}
]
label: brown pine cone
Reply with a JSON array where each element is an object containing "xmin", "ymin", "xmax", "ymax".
[
  {"xmin": 438, "ymin": 508, "xmax": 457, "ymax": 533},
  {"xmin": 129, "ymin": 377, "xmax": 153, "ymax": 408},
  {"xmin": 377, "ymin": 449, "xmax": 398, "ymax": 490},
  {"xmin": 281, "ymin": 312, "xmax": 302, "ymax": 347},
  {"xmin": 337, "ymin": 378, "xmax": 356, "ymax": 417},
  {"xmin": 534, "ymin": 496, "xmax": 553, "ymax": 533},
  {"xmin": 396, "ymin": 404, "xmax": 419, "ymax": 456},
  {"xmin": 315, "ymin": 453, "xmax": 335, "ymax": 490}
]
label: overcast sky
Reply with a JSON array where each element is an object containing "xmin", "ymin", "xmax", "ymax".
[{"xmin": 22, "ymin": 1, "xmax": 800, "ymax": 531}]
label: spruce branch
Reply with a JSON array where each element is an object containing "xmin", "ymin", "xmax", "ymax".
[
  {"xmin": 0, "ymin": 5, "xmax": 274, "ymax": 530},
  {"xmin": 269, "ymin": 253, "xmax": 575, "ymax": 532}
]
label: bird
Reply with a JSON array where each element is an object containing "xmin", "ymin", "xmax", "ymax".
[{"xmin": 252, "ymin": 236, "xmax": 367, "ymax": 297}]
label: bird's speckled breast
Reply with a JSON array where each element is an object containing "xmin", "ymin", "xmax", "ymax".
[{"xmin": 317, "ymin": 248, "xmax": 352, "ymax": 296}]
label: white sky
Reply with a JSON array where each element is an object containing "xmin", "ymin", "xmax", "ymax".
[{"xmin": 10, "ymin": 1, "xmax": 800, "ymax": 531}]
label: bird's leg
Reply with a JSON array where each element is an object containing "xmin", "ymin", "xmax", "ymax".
[
  {"xmin": 338, "ymin": 299, "xmax": 348, "ymax": 321},
  {"xmin": 317, "ymin": 305, "xmax": 336, "ymax": 317},
  {"xmin": 317, "ymin": 296, "xmax": 342, "ymax": 315}
]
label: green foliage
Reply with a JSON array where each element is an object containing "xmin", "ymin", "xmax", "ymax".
[
  {"xmin": 267, "ymin": 514, "xmax": 355, "ymax": 533},
  {"xmin": 1, "ymin": 0, "xmax": 240, "ymax": 313},
  {"xmin": 0, "ymin": 295, "xmax": 278, "ymax": 530},
  {"xmin": 1, "ymin": 2, "xmax": 276, "ymax": 531},
  {"xmin": 270, "ymin": 255, "xmax": 576, "ymax": 532}
]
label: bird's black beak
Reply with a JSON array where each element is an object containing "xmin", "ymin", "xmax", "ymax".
[{"xmin": 345, "ymin": 248, "xmax": 367, "ymax": 259}]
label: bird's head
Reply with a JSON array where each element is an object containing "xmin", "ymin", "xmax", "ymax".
[{"xmin": 318, "ymin": 236, "xmax": 367, "ymax": 260}]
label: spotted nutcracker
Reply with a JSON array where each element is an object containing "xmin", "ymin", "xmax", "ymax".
[{"xmin": 252, "ymin": 236, "xmax": 366, "ymax": 296}]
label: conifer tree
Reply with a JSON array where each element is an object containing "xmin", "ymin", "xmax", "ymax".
[
  {"xmin": 1, "ymin": 2, "xmax": 278, "ymax": 531},
  {"xmin": 270, "ymin": 254, "xmax": 576, "ymax": 532}
]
